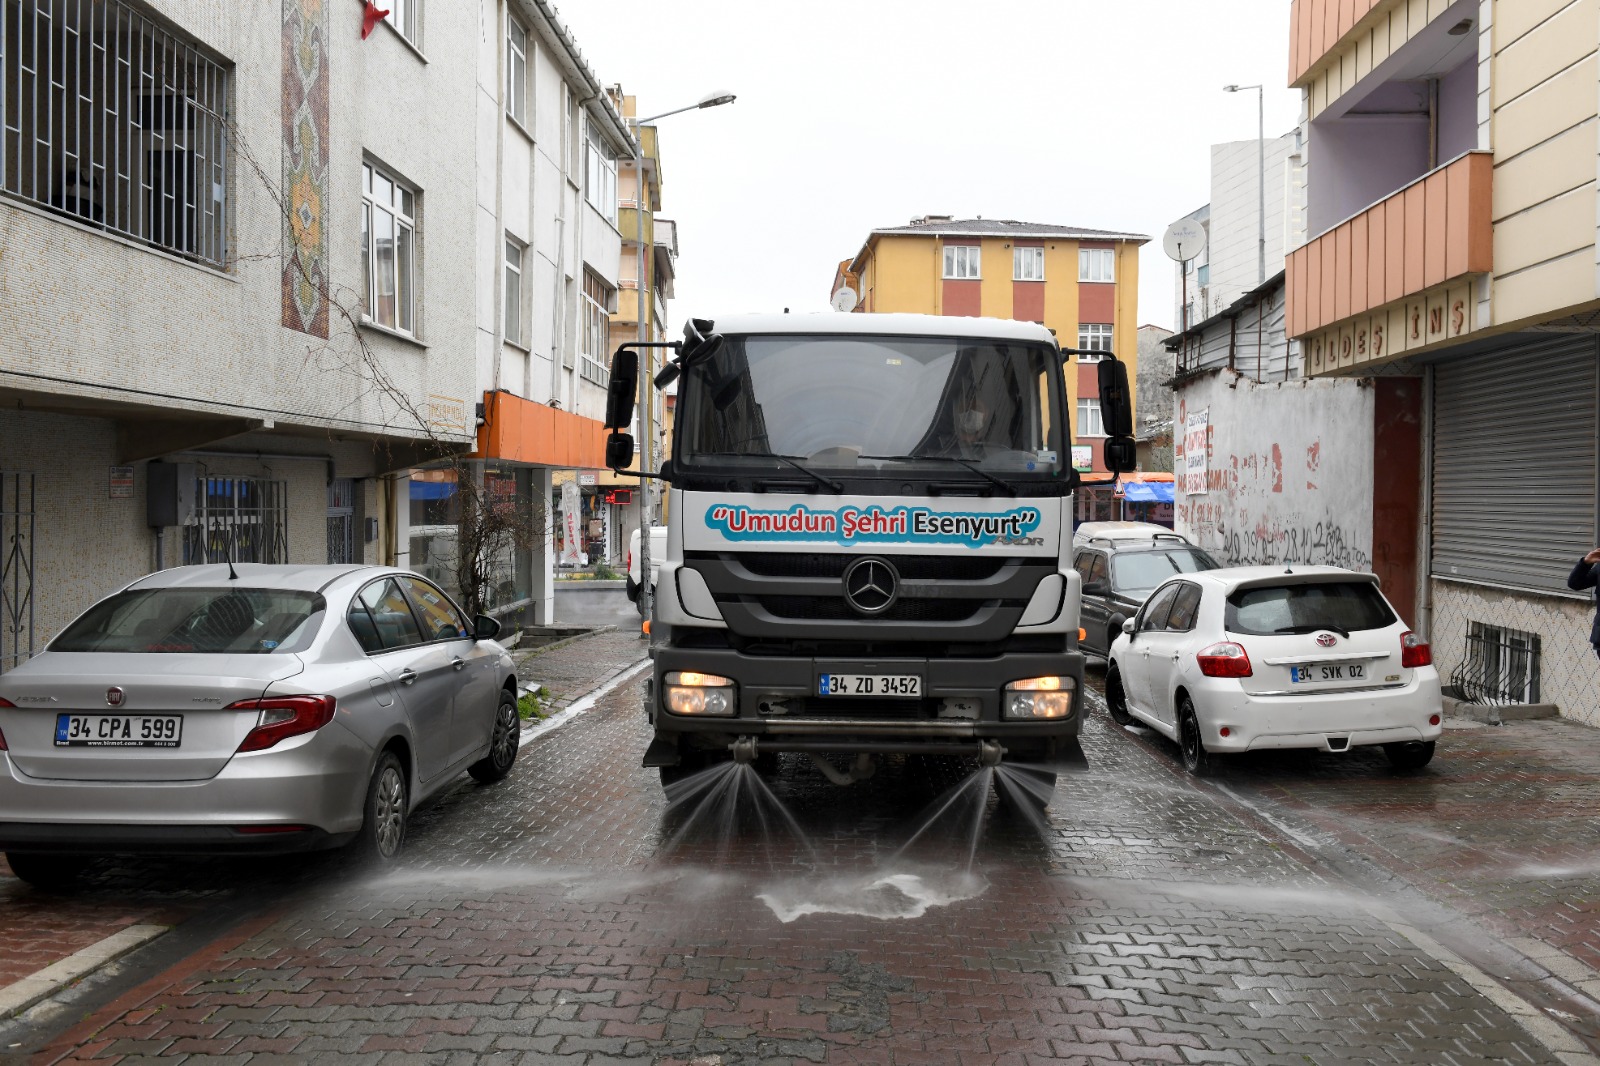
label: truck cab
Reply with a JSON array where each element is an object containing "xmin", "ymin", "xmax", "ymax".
[{"xmin": 605, "ymin": 313, "xmax": 1134, "ymax": 802}]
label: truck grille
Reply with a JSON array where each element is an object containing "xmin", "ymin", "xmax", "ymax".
[
  {"xmin": 735, "ymin": 553, "xmax": 1010, "ymax": 581},
  {"xmin": 756, "ymin": 596, "xmax": 987, "ymax": 623}
]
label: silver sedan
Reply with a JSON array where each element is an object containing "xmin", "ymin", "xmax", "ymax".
[{"xmin": 0, "ymin": 563, "xmax": 520, "ymax": 886}]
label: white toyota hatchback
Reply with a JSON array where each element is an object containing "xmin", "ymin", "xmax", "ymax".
[{"xmin": 1105, "ymin": 565, "xmax": 1442, "ymax": 775}]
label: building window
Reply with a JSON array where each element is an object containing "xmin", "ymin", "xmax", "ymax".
[
  {"xmin": 0, "ymin": 0, "xmax": 230, "ymax": 268},
  {"xmin": 1079, "ymin": 247, "xmax": 1115, "ymax": 282},
  {"xmin": 1077, "ymin": 397, "xmax": 1105, "ymax": 437},
  {"xmin": 504, "ymin": 238, "xmax": 525, "ymax": 346},
  {"xmin": 362, "ymin": 163, "xmax": 417, "ymax": 334},
  {"xmin": 183, "ymin": 477, "xmax": 289, "ymax": 565},
  {"xmin": 943, "ymin": 245, "xmax": 981, "ymax": 279},
  {"xmin": 386, "ymin": 0, "xmax": 421, "ymax": 46},
  {"xmin": 585, "ymin": 125, "xmax": 617, "ymax": 225},
  {"xmin": 1078, "ymin": 323, "xmax": 1114, "ymax": 360},
  {"xmin": 1197, "ymin": 264, "xmax": 1210, "ymax": 286},
  {"xmin": 1013, "ymin": 246, "xmax": 1044, "ymax": 281},
  {"xmin": 506, "ymin": 17, "xmax": 528, "ymax": 125},
  {"xmin": 581, "ymin": 270, "xmax": 613, "ymax": 385}
]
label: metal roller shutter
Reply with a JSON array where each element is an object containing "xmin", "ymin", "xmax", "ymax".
[{"xmin": 1432, "ymin": 336, "xmax": 1598, "ymax": 591}]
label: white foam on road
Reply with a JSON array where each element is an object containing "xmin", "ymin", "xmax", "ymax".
[{"xmin": 757, "ymin": 869, "xmax": 987, "ymax": 923}]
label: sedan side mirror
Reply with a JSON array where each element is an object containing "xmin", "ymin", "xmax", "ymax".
[
  {"xmin": 474, "ymin": 614, "xmax": 501, "ymax": 641},
  {"xmin": 1122, "ymin": 619, "xmax": 1136, "ymax": 637},
  {"xmin": 1084, "ymin": 580, "xmax": 1108, "ymax": 596}
]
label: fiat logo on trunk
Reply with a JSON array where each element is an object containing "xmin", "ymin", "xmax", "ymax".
[
  {"xmin": 1315, "ymin": 633, "xmax": 1338, "ymax": 648},
  {"xmin": 105, "ymin": 687, "xmax": 125, "ymax": 707}
]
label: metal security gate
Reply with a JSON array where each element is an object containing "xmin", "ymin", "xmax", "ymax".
[
  {"xmin": 183, "ymin": 476, "xmax": 289, "ymax": 565},
  {"xmin": 0, "ymin": 472, "xmax": 34, "ymax": 674},
  {"xmin": 1432, "ymin": 337, "xmax": 1599, "ymax": 592},
  {"xmin": 327, "ymin": 478, "xmax": 355, "ymax": 563}
]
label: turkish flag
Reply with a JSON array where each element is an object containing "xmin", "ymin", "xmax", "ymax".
[{"xmin": 361, "ymin": 1, "xmax": 391, "ymax": 39}]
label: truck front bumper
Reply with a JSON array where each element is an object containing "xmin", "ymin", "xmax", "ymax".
[{"xmin": 648, "ymin": 645, "xmax": 1085, "ymax": 758}]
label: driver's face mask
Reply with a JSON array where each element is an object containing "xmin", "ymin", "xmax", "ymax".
[{"xmin": 958, "ymin": 408, "xmax": 989, "ymax": 435}]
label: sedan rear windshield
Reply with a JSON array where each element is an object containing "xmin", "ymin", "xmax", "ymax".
[
  {"xmin": 50, "ymin": 588, "xmax": 325, "ymax": 654},
  {"xmin": 1225, "ymin": 581, "xmax": 1396, "ymax": 636},
  {"xmin": 1111, "ymin": 548, "xmax": 1219, "ymax": 593}
]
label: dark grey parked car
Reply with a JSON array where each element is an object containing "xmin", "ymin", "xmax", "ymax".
[{"xmin": 1073, "ymin": 533, "xmax": 1220, "ymax": 659}]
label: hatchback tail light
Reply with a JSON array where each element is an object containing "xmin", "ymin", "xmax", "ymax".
[
  {"xmin": 1400, "ymin": 631, "xmax": 1432, "ymax": 668},
  {"xmin": 1197, "ymin": 641, "xmax": 1253, "ymax": 678},
  {"xmin": 230, "ymin": 695, "xmax": 337, "ymax": 753}
]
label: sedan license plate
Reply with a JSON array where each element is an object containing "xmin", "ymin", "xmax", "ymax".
[
  {"xmin": 1290, "ymin": 663, "xmax": 1366, "ymax": 684},
  {"xmin": 54, "ymin": 713, "xmax": 183, "ymax": 748},
  {"xmin": 818, "ymin": 674, "xmax": 922, "ymax": 698}
]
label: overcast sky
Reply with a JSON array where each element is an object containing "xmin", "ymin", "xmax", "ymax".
[{"xmin": 556, "ymin": 1, "xmax": 1302, "ymax": 334}]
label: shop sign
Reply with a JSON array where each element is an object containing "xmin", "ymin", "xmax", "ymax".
[
  {"xmin": 578, "ymin": 472, "xmax": 597, "ymax": 487},
  {"xmin": 1071, "ymin": 445, "xmax": 1092, "ymax": 472}
]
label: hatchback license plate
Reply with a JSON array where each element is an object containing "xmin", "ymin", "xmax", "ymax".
[
  {"xmin": 818, "ymin": 674, "xmax": 922, "ymax": 697},
  {"xmin": 1290, "ymin": 663, "xmax": 1366, "ymax": 683},
  {"xmin": 55, "ymin": 713, "xmax": 183, "ymax": 748}
]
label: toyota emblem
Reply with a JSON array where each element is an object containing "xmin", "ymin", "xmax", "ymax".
[
  {"xmin": 842, "ymin": 557, "xmax": 899, "ymax": 616},
  {"xmin": 1315, "ymin": 633, "xmax": 1338, "ymax": 648},
  {"xmin": 105, "ymin": 687, "xmax": 125, "ymax": 707}
]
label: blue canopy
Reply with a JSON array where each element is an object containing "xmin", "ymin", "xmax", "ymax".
[
  {"xmin": 409, "ymin": 480, "xmax": 457, "ymax": 500},
  {"xmin": 1119, "ymin": 480, "xmax": 1174, "ymax": 504}
]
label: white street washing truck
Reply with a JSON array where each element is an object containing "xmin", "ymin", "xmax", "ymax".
[{"xmin": 603, "ymin": 313, "xmax": 1135, "ymax": 806}]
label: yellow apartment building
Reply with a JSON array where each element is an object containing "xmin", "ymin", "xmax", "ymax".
[
  {"xmin": 836, "ymin": 217, "xmax": 1148, "ymax": 482},
  {"xmin": 1285, "ymin": 0, "xmax": 1600, "ymax": 720}
]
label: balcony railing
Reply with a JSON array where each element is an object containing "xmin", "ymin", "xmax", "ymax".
[
  {"xmin": 618, "ymin": 204, "xmax": 653, "ymax": 246},
  {"xmin": 1287, "ymin": 151, "xmax": 1491, "ymax": 341}
]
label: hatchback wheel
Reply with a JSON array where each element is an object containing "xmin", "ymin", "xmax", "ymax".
[
  {"xmin": 1177, "ymin": 697, "xmax": 1215, "ymax": 777},
  {"xmin": 5, "ymin": 852, "xmax": 90, "ymax": 890},
  {"xmin": 358, "ymin": 752, "xmax": 408, "ymax": 862},
  {"xmin": 469, "ymin": 692, "xmax": 520, "ymax": 784},
  {"xmin": 1105, "ymin": 666, "xmax": 1133, "ymax": 727},
  {"xmin": 1384, "ymin": 740, "xmax": 1435, "ymax": 772}
]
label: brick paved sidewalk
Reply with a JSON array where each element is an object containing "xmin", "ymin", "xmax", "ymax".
[{"xmin": 510, "ymin": 626, "xmax": 650, "ymax": 718}]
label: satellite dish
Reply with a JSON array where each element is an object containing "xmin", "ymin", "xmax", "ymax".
[
  {"xmin": 1162, "ymin": 218, "xmax": 1208, "ymax": 263},
  {"xmin": 830, "ymin": 287, "xmax": 859, "ymax": 312}
]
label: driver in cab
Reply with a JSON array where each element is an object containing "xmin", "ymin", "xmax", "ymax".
[{"xmin": 939, "ymin": 395, "xmax": 996, "ymax": 461}]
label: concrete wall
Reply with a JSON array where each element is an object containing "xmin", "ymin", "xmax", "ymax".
[
  {"xmin": 1206, "ymin": 136, "xmax": 1298, "ymax": 304},
  {"xmin": 1174, "ymin": 372, "xmax": 1374, "ymax": 573}
]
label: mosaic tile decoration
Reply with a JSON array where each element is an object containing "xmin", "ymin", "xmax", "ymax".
[{"xmin": 281, "ymin": 0, "xmax": 330, "ymax": 338}]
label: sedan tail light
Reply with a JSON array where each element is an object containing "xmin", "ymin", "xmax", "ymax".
[
  {"xmin": 0, "ymin": 696, "xmax": 11, "ymax": 751},
  {"xmin": 230, "ymin": 695, "xmax": 337, "ymax": 753},
  {"xmin": 1197, "ymin": 641, "xmax": 1253, "ymax": 678},
  {"xmin": 1400, "ymin": 631, "xmax": 1432, "ymax": 668}
]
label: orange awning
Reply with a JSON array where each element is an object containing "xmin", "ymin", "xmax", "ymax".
[{"xmin": 474, "ymin": 390, "xmax": 609, "ymax": 468}]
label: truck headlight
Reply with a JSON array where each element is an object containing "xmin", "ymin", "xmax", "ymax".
[
  {"xmin": 663, "ymin": 671, "xmax": 737, "ymax": 716},
  {"xmin": 1003, "ymin": 676, "xmax": 1076, "ymax": 720}
]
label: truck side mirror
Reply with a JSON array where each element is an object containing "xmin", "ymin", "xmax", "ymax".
[
  {"xmin": 605, "ymin": 432, "xmax": 635, "ymax": 472},
  {"xmin": 1104, "ymin": 437, "xmax": 1137, "ymax": 474},
  {"xmin": 604, "ymin": 347, "xmax": 639, "ymax": 430},
  {"xmin": 1096, "ymin": 356, "xmax": 1134, "ymax": 437}
]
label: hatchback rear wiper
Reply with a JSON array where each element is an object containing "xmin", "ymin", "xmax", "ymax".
[
  {"xmin": 693, "ymin": 452, "xmax": 843, "ymax": 493},
  {"xmin": 1274, "ymin": 623, "xmax": 1351, "ymax": 638},
  {"xmin": 859, "ymin": 454, "xmax": 1017, "ymax": 496}
]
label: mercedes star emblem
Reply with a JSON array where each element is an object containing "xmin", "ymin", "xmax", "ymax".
[{"xmin": 843, "ymin": 557, "xmax": 899, "ymax": 616}]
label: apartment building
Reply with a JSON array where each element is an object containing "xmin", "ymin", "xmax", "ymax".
[
  {"xmin": 0, "ymin": 0, "xmax": 638, "ymax": 669},
  {"xmin": 837, "ymin": 217, "xmax": 1148, "ymax": 491},
  {"xmin": 1285, "ymin": 0, "xmax": 1600, "ymax": 722}
]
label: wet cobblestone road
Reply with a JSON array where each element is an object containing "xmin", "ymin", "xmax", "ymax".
[{"xmin": 3, "ymin": 632, "xmax": 1599, "ymax": 1065}]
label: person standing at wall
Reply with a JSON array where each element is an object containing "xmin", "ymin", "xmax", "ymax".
[{"xmin": 1567, "ymin": 548, "xmax": 1600, "ymax": 659}]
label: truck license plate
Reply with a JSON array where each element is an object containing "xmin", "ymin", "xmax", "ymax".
[
  {"xmin": 55, "ymin": 713, "xmax": 183, "ymax": 748},
  {"xmin": 818, "ymin": 674, "xmax": 922, "ymax": 698},
  {"xmin": 1289, "ymin": 664, "xmax": 1365, "ymax": 683}
]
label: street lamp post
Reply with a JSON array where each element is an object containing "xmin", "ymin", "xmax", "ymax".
[
  {"xmin": 630, "ymin": 90, "xmax": 735, "ymax": 627},
  {"xmin": 1223, "ymin": 83, "xmax": 1266, "ymax": 286}
]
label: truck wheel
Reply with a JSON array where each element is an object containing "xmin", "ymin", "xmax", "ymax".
[{"xmin": 1105, "ymin": 666, "xmax": 1133, "ymax": 727}]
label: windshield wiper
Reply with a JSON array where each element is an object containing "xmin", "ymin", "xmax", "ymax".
[
  {"xmin": 693, "ymin": 452, "xmax": 843, "ymax": 493},
  {"xmin": 860, "ymin": 454, "xmax": 1018, "ymax": 496},
  {"xmin": 1274, "ymin": 623, "xmax": 1351, "ymax": 637}
]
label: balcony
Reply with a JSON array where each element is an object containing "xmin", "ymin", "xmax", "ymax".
[
  {"xmin": 1288, "ymin": 151, "xmax": 1490, "ymax": 359},
  {"xmin": 1290, "ymin": 0, "xmax": 1394, "ymax": 85},
  {"xmin": 618, "ymin": 205, "xmax": 654, "ymax": 246}
]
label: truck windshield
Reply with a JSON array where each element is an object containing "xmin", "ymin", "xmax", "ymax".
[{"xmin": 677, "ymin": 333, "xmax": 1065, "ymax": 477}]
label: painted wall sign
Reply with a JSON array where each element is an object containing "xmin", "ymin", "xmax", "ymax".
[{"xmin": 1183, "ymin": 409, "xmax": 1209, "ymax": 496}]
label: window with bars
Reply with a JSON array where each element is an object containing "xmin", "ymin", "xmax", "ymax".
[
  {"xmin": 1013, "ymin": 246, "xmax": 1043, "ymax": 281},
  {"xmin": 581, "ymin": 269, "xmax": 612, "ymax": 385},
  {"xmin": 182, "ymin": 477, "xmax": 288, "ymax": 565},
  {"xmin": 362, "ymin": 162, "xmax": 417, "ymax": 334},
  {"xmin": 942, "ymin": 244, "xmax": 980, "ymax": 279},
  {"xmin": 327, "ymin": 478, "xmax": 355, "ymax": 565},
  {"xmin": 0, "ymin": 0, "xmax": 231, "ymax": 267},
  {"xmin": 1079, "ymin": 247, "xmax": 1115, "ymax": 282}
]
